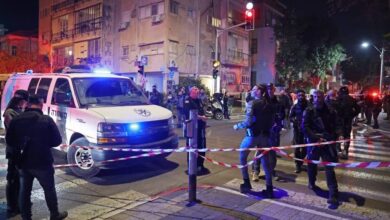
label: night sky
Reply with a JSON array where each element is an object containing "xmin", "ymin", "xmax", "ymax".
[{"xmin": 0, "ymin": 0, "xmax": 39, "ymax": 33}]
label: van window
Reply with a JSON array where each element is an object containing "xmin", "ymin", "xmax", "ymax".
[
  {"xmin": 52, "ymin": 78, "xmax": 75, "ymax": 107},
  {"xmin": 36, "ymin": 78, "xmax": 52, "ymax": 103},
  {"xmin": 27, "ymin": 78, "xmax": 40, "ymax": 95},
  {"xmin": 73, "ymin": 77, "xmax": 148, "ymax": 107}
]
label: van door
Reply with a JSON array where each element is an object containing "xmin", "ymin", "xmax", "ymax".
[
  {"xmin": 49, "ymin": 78, "xmax": 75, "ymax": 144},
  {"xmin": 36, "ymin": 78, "xmax": 53, "ymax": 116}
]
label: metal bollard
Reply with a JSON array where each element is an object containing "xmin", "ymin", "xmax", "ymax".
[{"xmin": 188, "ymin": 109, "xmax": 198, "ymax": 203}]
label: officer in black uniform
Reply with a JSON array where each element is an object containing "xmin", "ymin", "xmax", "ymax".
[
  {"xmin": 302, "ymin": 90, "xmax": 343, "ymax": 206},
  {"xmin": 289, "ymin": 89, "xmax": 308, "ymax": 173},
  {"xmin": 266, "ymin": 83, "xmax": 284, "ymax": 180},
  {"xmin": 234, "ymin": 84, "xmax": 275, "ymax": 198},
  {"xmin": 337, "ymin": 86, "xmax": 360, "ymax": 159},
  {"xmin": 372, "ymin": 92, "xmax": 382, "ymax": 129},
  {"xmin": 184, "ymin": 86, "xmax": 209, "ymax": 175}
]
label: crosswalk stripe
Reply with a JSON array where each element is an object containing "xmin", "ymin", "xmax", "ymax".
[{"xmin": 225, "ymin": 179, "xmax": 390, "ymax": 220}]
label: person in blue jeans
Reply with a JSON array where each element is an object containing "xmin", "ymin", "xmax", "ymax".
[
  {"xmin": 6, "ymin": 95, "xmax": 68, "ymax": 220},
  {"xmin": 234, "ymin": 84, "xmax": 275, "ymax": 198}
]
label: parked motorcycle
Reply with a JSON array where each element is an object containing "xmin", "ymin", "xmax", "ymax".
[{"xmin": 204, "ymin": 94, "xmax": 224, "ymax": 120}]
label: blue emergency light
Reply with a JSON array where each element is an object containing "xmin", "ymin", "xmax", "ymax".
[{"xmin": 129, "ymin": 123, "xmax": 140, "ymax": 131}]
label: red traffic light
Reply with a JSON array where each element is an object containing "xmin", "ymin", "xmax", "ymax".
[{"xmin": 245, "ymin": 10, "xmax": 253, "ymax": 18}]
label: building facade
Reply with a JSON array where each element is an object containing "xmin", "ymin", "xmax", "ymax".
[
  {"xmin": 0, "ymin": 31, "xmax": 38, "ymax": 57},
  {"xmin": 250, "ymin": 0, "xmax": 285, "ymax": 86},
  {"xmin": 38, "ymin": 0, "xmax": 250, "ymax": 94}
]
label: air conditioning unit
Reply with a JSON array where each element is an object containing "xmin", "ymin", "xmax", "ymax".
[
  {"xmin": 118, "ymin": 22, "xmax": 129, "ymax": 31},
  {"xmin": 151, "ymin": 14, "xmax": 162, "ymax": 24}
]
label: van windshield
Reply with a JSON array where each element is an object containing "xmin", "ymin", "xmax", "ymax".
[{"xmin": 72, "ymin": 77, "xmax": 149, "ymax": 107}]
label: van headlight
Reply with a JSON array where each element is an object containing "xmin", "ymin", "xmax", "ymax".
[{"xmin": 97, "ymin": 123, "xmax": 128, "ymax": 144}]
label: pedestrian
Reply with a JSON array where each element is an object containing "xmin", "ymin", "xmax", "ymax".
[
  {"xmin": 302, "ymin": 90, "xmax": 343, "ymax": 206},
  {"xmin": 234, "ymin": 84, "xmax": 274, "ymax": 197},
  {"xmin": 184, "ymin": 86, "xmax": 209, "ymax": 175},
  {"xmin": 289, "ymin": 89, "xmax": 308, "ymax": 173},
  {"xmin": 199, "ymin": 88, "xmax": 208, "ymax": 106},
  {"xmin": 364, "ymin": 91, "xmax": 375, "ymax": 126},
  {"xmin": 383, "ymin": 90, "xmax": 390, "ymax": 120},
  {"xmin": 5, "ymin": 95, "xmax": 68, "ymax": 220},
  {"xmin": 372, "ymin": 92, "xmax": 382, "ymax": 129},
  {"xmin": 278, "ymin": 89, "xmax": 292, "ymax": 129},
  {"xmin": 337, "ymin": 86, "xmax": 360, "ymax": 159},
  {"xmin": 223, "ymin": 91, "xmax": 230, "ymax": 119},
  {"xmin": 4, "ymin": 94, "xmax": 28, "ymax": 218},
  {"xmin": 265, "ymin": 83, "xmax": 284, "ymax": 180},
  {"xmin": 176, "ymin": 87, "xmax": 186, "ymax": 128},
  {"xmin": 149, "ymin": 85, "xmax": 162, "ymax": 106}
]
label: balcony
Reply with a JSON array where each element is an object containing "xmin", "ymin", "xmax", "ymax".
[
  {"xmin": 51, "ymin": 0, "xmax": 84, "ymax": 12},
  {"xmin": 52, "ymin": 17, "xmax": 103, "ymax": 44},
  {"xmin": 226, "ymin": 49, "xmax": 249, "ymax": 66}
]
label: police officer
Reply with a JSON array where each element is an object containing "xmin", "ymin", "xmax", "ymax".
[
  {"xmin": 184, "ymin": 86, "xmax": 209, "ymax": 175},
  {"xmin": 289, "ymin": 89, "xmax": 308, "ymax": 173},
  {"xmin": 372, "ymin": 92, "xmax": 382, "ymax": 129},
  {"xmin": 302, "ymin": 90, "xmax": 343, "ymax": 206},
  {"xmin": 6, "ymin": 95, "xmax": 68, "ymax": 220},
  {"xmin": 337, "ymin": 86, "xmax": 360, "ymax": 159},
  {"xmin": 234, "ymin": 84, "xmax": 275, "ymax": 198}
]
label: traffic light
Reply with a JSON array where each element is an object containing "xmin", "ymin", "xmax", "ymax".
[
  {"xmin": 245, "ymin": 2, "xmax": 255, "ymax": 31},
  {"xmin": 212, "ymin": 60, "xmax": 220, "ymax": 79},
  {"xmin": 138, "ymin": 65, "xmax": 144, "ymax": 75}
]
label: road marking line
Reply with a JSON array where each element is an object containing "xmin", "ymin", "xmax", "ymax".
[{"xmin": 215, "ymin": 186, "xmax": 348, "ymax": 220}]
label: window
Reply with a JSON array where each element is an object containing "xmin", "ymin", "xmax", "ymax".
[
  {"xmin": 75, "ymin": 4, "xmax": 102, "ymax": 34},
  {"xmin": 28, "ymin": 78, "xmax": 40, "ymax": 95},
  {"xmin": 169, "ymin": 40, "xmax": 178, "ymax": 54},
  {"xmin": 122, "ymin": 46, "xmax": 129, "ymax": 57},
  {"xmin": 11, "ymin": 46, "xmax": 17, "ymax": 56},
  {"xmin": 88, "ymin": 39, "xmax": 100, "ymax": 58},
  {"xmin": 52, "ymin": 78, "xmax": 75, "ymax": 107},
  {"xmin": 251, "ymin": 38, "xmax": 257, "ymax": 54},
  {"xmin": 170, "ymin": 0, "xmax": 179, "ymax": 14},
  {"xmin": 186, "ymin": 45, "xmax": 195, "ymax": 55},
  {"xmin": 36, "ymin": 78, "xmax": 52, "ymax": 103},
  {"xmin": 151, "ymin": 4, "xmax": 158, "ymax": 16}
]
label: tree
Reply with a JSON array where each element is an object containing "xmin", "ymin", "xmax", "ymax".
[{"xmin": 0, "ymin": 51, "xmax": 50, "ymax": 73}]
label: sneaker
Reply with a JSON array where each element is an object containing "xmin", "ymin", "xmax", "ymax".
[
  {"xmin": 50, "ymin": 211, "xmax": 68, "ymax": 220},
  {"xmin": 308, "ymin": 183, "xmax": 319, "ymax": 190},
  {"xmin": 294, "ymin": 166, "xmax": 302, "ymax": 174},
  {"xmin": 251, "ymin": 171, "xmax": 260, "ymax": 182},
  {"xmin": 327, "ymin": 196, "xmax": 339, "ymax": 205}
]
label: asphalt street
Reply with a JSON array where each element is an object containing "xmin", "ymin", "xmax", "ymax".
[{"xmin": 0, "ymin": 114, "xmax": 390, "ymax": 219}]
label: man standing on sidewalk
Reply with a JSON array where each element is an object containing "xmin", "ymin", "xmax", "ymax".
[
  {"xmin": 302, "ymin": 90, "xmax": 343, "ymax": 206},
  {"xmin": 289, "ymin": 89, "xmax": 308, "ymax": 173},
  {"xmin": 234, "ymin": 84, "xmax": 275, "ymax": 198},
  {"xmin": 6, "ymin": 95, "xmax": 68, "ymax": 220}
]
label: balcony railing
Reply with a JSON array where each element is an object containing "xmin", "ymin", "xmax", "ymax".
[
  {"xmin": 51, "ymin": 0, "xmax": 84, "ymax": 12},
  {"xmin": 226, "ymin": 48, "xmax": 249, "ymax": 65},
  {"xmin": 52, "ymin": 17, "xmax": 102, "ymax": 43}
]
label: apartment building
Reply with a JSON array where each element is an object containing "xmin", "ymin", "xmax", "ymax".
[
  {"xmin": 38, "ymin": 0, "xmax": 250, "ymax": 94},
  {"xmin": 0, "ymin": 31, "xmax": 38, "ymax": 57}
]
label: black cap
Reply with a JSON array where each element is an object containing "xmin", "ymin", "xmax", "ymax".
[
  {"xmin": 28, "ymin": 94, "xmax": 43, "ymax": 105},
  {"xmin": 296, "ymin": 89, "xmax": 305, "ymax": 94},
  {"xmin": 14, "ymin": 90, "xmax": 29, "ymax": 101},
  {"xmin": 266, "ymin": 83, "xmax": 274, "ymax": 88}
]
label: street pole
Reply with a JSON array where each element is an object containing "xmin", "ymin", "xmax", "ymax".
[
  {"xmin": 379, "ymin": 47, "xmax": 385, "ymax": 95},
  {"xmin": 187, "ymin": 109, "xmax": 198, "ymax": 204}
]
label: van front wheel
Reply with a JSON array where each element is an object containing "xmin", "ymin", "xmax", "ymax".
[{"xmin": 67, "ymin": 137, "xmax": 100, "ymax": 178}]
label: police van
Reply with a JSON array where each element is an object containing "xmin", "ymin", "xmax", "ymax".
[{"xmin": 1, "ymin": 69, "xmax": 178, "ymax": 178}]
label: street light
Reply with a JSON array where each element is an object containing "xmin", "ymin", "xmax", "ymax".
[{"xmin": 361, "ymin": 41, "xmax": 385, "ymax": 94}]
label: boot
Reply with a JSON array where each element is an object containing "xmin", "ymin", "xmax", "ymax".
[
  {"xmin": 327, "ymin": 193, "xmax": 339, "ymax": 206},
  {"xmin": 50, "ymin": 211, "xmax": 68, "ymax": 220},
  {"xmin": 261, "ymin": 185, "xmax": 274, "ymax": 198},
  {"xmin": 294, "ymin": 165, "xmax": 302, "ymax": 174},
  {"xmin": 239, "ymin": 178, "xmax": 252, "ymax": 193}
]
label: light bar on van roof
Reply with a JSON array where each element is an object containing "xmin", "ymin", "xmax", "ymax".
[
  {"xmin": 26, "ymin": 69, "xmax": 33, "ymax": 74},
  {"xmin": 93, "ymin": 68, "xmax": 111, "ymax": 74}
]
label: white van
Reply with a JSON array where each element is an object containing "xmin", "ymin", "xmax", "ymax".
[{"xmin": 1, "ymin": 70, "xmax": 178, "ymax": 178}]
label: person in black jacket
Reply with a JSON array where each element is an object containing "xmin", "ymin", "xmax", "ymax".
[
  {"xmin": 234, "ymin": 84, "xmax": 275, "ymax": 198},
  {"xmin": 302, "ymin": 90, "xmax": 343, "ymax": 206},
  {"xmin": 337, "ymin": 86, "xmax": 360, "ymax": 159},
  {"xmin": 289, "ymin": 89, "xmax": 308, "ymax": 173},
  {"xmin": 4, "ymin": 94, "xmax": 28, "ymax": 218},
  {"xmin": 184, "ymin": 86, "xmax": 209, "ymax": 175},
  {"xmin": 6, "ymin": 95, "xmax": 68, "ymax": 220}
]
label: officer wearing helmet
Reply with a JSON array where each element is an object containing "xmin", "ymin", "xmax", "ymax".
[{"xmin": 336, "ymin": 86, "xmax": 360, "ymax": 159}]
